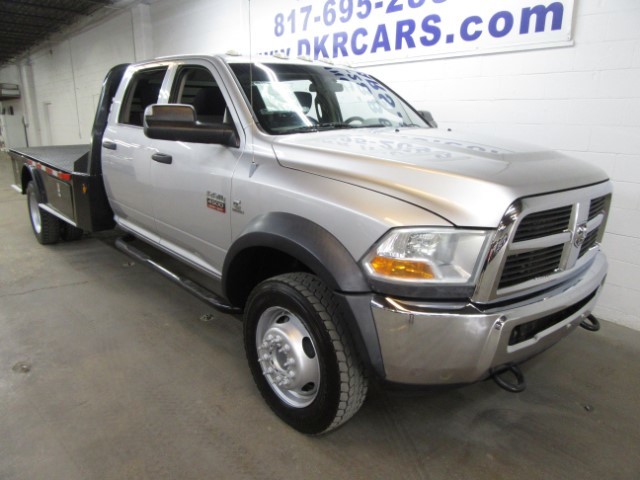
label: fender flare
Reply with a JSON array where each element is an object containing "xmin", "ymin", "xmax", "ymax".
[
  {"xmin": 223, "ymin": 212, "xmax": 381, "ymax": 374},
  {"xmin": 22, "ymin": 165, "xmax": 47, "ymax": 202},
  {"xmin": 223, "ymin": 212, "xmax": 369, "ymax": 302}
]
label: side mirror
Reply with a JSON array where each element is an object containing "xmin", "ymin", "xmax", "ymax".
[
  {"xmin": 418, "ymin": 110, "xmax": 438, "ymax": 128},
  {"xmin": 143, "ymin": 104, "xmax": 238, "ymax": 146}
]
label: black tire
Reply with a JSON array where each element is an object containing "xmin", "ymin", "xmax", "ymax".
[
  {"xmin": 244, "ymin": 272, "xmax": 368, "ymax": 434},
  {"xmin": 61, "ymin": 222, "xmax": 84, "ymax": 241},
  {"xmin": 26, "ymin": 181, "xmax": 60, "ymax": 245}
]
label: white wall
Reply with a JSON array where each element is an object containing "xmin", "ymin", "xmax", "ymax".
[
  {"xmin": 148, "ymin": 0, "xmax": 250, "ymax": 57},
  {"xmin": 0, "ymin": 65, "xmax": 18, "ymax": 83},
  {"xmin": 0, "ymin": 0, "xmax": 637, "ymax": 329},
  {"xmin": 27, "ymin": 10, "xmax": 136, "ymax": 145}
]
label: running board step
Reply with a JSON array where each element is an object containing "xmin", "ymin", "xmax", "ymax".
[{"xmin": 115, "ymin": 236, "xmax": 241, "ymax": 315}]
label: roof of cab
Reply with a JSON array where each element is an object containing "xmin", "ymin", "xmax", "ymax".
[{"xmin": 134, "ymin": 52, "xmax": 352, "ymax": 69}]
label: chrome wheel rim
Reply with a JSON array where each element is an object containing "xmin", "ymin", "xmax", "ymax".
[
  {"xmin": 255, "ymin": 306, "xmax": 320, "ymax": 408},
  {"xmin": 28, "ymin": 190, "xmax": 42, "ymax": 234}
]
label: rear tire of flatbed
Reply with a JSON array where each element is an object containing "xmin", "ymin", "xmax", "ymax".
[{"xmin": 27, "ymin": 181, "xmax": 61, "ymax": 245}]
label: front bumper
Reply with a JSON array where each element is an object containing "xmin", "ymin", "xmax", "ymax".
[{"xmin": 371, "ymin": 253, "xmax": 607, "ymax": 385}]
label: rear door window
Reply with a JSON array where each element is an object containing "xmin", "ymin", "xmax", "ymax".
[{"xmin": 119, "ymin": 67, "xmax": 168, "ymax": 126}]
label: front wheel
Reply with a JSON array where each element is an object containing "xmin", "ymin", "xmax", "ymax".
[
  {"xmin": 244, "ymin": 273, "xmax": 368, "ymax": 434},
  {"xmin": 27, "ymin": 181, "xmax": 60, "ymax": 245}
]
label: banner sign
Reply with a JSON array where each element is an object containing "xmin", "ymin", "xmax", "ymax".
[{"xmin": 250, "ymin": 0, "xmax": 574, "ymax": 66}]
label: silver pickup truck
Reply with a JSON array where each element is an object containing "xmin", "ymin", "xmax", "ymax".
[{"xmin": 8, "ymin": 53, "xmax": 611, "ymax": 434}]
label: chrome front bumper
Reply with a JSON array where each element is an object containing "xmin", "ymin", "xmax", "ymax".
[{"xmin": 371, "ymin": 254, "xmax": 608, "ymax": 385}]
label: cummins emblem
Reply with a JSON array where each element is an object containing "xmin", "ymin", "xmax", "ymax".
[{"xmin": 573, "ymin": 223, "xmax": 588, "ymax": 247}]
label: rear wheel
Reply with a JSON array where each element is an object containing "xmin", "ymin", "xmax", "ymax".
[
  {"xmin": 244, "ymin": 272, "xmax": 368, "ymax": 434},
  {"xmin": 27, "ymin": 181, "xmax": 60, "ymax": 245}
]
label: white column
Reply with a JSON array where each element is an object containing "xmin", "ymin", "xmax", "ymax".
[
  {"xmin": 18, "ymin": 60, "xmax": 42, "ymax": 146},
  {"xmin": 131, "ymin": 3, "xmax": 153, "ymax": 61}
]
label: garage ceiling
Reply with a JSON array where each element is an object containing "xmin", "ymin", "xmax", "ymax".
[{"xmin": 0, "ymin": 0, "xmax": 115, "ymax": 67}]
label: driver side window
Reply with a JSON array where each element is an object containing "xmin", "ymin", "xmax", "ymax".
[{"xmin": 172, "ymin": 66, "xmax": 229, "ymax": 125}]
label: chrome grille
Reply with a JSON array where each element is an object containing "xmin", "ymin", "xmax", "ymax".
[
  {"xmin": 588, "ymin": 196, "xmax": 606, "ymax": 221},
  {"xmin": 579, "ymin": 229, "xmax": 599, "ymax": 258},
  {"xmin": 499, "ymin": 244, "xmax": 564, "ymax": 289},
  {"xmin": 513, "ymin": 205, "xmax": 571, "ymax": 241},
  {"xmin": 473, "ymin": 182, "xmax": 612, "ymax": 303}
]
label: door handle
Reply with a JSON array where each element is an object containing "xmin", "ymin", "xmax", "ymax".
[
  {"xmin": 102, "ymin": 140, "xmax": 117, "ymax": 150},
  {"xmin": 151, "ymin": 153, "xmax": 173, "ymax": 164}
]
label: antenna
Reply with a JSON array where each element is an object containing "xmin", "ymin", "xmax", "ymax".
[
  {"xmin": 248, "ymin": 0, "xmax": 252, "ymax": 63},
  {"xmin": 248, "ymin": 0, "xmax": 257, "ymax": 176},
  {"xmin": 248, "ymin": 0, "xmax": 253, "ymax": 105}
]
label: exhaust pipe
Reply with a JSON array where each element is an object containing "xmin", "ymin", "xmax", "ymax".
[
  {"xmin": 580, "ymin": 314, "xmax": 600, "ymax": 332},
  {"xmin": 490, "ymin": 364, "xmax": 526, "ymax": 393}
]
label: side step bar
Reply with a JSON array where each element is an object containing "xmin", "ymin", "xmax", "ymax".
[{"xmin": 115, "ymin": 236, "xmax": 241, "ymax": 315}]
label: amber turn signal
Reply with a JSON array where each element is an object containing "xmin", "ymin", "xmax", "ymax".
[{"xmin": 369, "ymin": 256, "xmax": 435, "ymax": 280}]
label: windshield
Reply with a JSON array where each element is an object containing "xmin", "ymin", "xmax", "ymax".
[{"xmin": 229, "ymin": 62, "xmax": 428, "ymax": 135}]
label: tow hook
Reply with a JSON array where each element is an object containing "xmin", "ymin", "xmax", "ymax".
[
  {"xmin": 580, "ymin": 314, "xmax": 601, "ymax": 332},
  {"xmin": 490, "ymin": 364, "xmax": 526, "ymax": 393}
]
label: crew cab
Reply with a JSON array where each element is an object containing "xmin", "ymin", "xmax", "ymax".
[{"xmin": 8, "ymin": 53, "xmax": 611, "ymax": 434}]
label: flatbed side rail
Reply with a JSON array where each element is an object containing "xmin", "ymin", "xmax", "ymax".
[{"xmin": 23, "ymin": 157, "xmax": 72, "ymax": 182}]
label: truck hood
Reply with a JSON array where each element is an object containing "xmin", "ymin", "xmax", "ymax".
[{"xmin": 271, "ymin": 128, "xmax": 609, "ymax": 227}]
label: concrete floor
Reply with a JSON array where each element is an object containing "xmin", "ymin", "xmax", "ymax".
[{"xmin": 1, "ymin": 153, "xmax": 639, "ymax": 480}]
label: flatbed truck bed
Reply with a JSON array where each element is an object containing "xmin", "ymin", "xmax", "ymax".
[
  {"xmin": 7, "ymin": 64, "xmax": 129, "ymax": 238},
  {"xmin": 10, "ymin": 144, "xmax": 90, "ymax": 179},
  {"xmin": 9, "ymin": 144, "xmax": 113, "ymax": 235}
]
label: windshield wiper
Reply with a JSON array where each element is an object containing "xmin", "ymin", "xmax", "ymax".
[
  {"xmin": 284, "ymin": 125, "xmax": 319, "ymax": 134},
  {"xmin": 282, "ymin": 122, "xmax": 392, "ymax": 134},
  {"xmin": 317, "ymin": 122, "xmax": 357, "ymax": 130}
]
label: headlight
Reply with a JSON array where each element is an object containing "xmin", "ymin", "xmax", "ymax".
[{"xmin": 362, "ymin": 228, "xmax": 491, "ymax": 285}]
